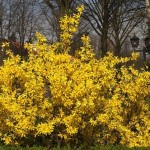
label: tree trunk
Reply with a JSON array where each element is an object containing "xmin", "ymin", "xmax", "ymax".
[
  {"xmin": 101, "ymin": 28, "xmax": 108, "ymax": 56},
  {"xmin": 100, "ymin": 1, "xmax": 109, "ymax": 56},
  {"xmin": 114, "ymin": 39, "xmax": 122, "ymax": 57},
  {"xmin": 0, "ymin": 0, "xmax": 3, "ymax": 39}
]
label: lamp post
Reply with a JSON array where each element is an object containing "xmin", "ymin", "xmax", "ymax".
[
  {"xmin": 130, "ymin": 0, "xmax": 150, "ymax": 66},
  {"xmin": 130, "ymin": 34, "xmax": 150, "ymax": 61}
]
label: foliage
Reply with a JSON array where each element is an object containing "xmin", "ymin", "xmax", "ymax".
[{"xmin": 0, "ymin": 5, "xmax": 150, "ymax": 148}]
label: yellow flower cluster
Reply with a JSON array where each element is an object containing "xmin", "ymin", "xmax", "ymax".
[
  {"xmin": 0, "ymin": 5, "xmax": 150, "ymax": 147},
  {"xmin": 59, "ymin": 5, "xmax": 84, "ymax": 53}
]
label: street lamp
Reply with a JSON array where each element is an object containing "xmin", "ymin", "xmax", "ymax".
[
  {"xmin": 144, "ymin": 36, "xmax": 150, "ymax": 53},
  {"xmin": 130, "ymin": 34, "xmax": 150, "ymax": 61},
  {"xmin": 130, "ymin": 34, "xmax": 139, "ymax": 49}
]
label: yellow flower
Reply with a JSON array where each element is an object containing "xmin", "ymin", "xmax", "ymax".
[{"xmin": 0, "ymin": 4, "xmax": 149, "ymax": 148}]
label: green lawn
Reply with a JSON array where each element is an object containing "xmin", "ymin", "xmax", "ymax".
[{"xmin": 0, "ymin": 145, "xmax": 150, "ymax": 150}]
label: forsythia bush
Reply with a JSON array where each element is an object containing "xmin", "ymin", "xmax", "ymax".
[{"xmin": 0, "ymin": 5, "xmax": 150, "ymax": 148}]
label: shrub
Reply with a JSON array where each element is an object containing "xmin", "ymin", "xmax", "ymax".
[{"xmin": 0, "ymin": 5, "xmax": 150, "ymax": 148}]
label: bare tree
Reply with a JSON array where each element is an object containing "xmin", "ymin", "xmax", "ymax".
[
  {"xmin": 14, "ymin": 0, "xmax": 38, "ymax": 48},
  {"xmin": 40, "ymin": 0, "xmax": 76, "ymax": 41},
  {"xmin": 0, "ymin": 0, "xmax": 49, "ymax": 58},
  {"xmin": 77, "ymin": 0, "xmax": 145, "ymax": 56},
  {"xmin": 77, "ymin": 0, "xmax": 116, "ymax": 56},
  {"xmin": 0, "ymin": 0, "xmax": 146, "ymax": 58},
  {"xmin": 40, "ymin": 0, "xmax": 91, "ymax": 55},
  {"xmin": 109, "ymin": 0, "xmax": 145, "ymax": 56}
]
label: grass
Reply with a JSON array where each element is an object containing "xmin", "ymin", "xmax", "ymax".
[{"xmin": 0, "ymin": 145, "xmax": 150, "ymax": 150}]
